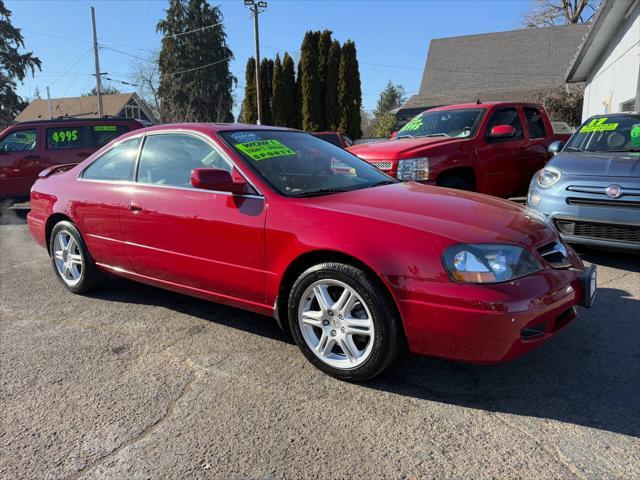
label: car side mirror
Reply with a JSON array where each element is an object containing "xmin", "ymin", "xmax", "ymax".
[
  {"xmin": 489, "ymin": 125, "xmax": 516, "ymax": 139},
  {"xmin": 191, "ymin": 168, "xmax": 247, "ymax": 193},
  {"xmin": 548, "ymin": 140, "xmax": 564, "ymax": 156}
]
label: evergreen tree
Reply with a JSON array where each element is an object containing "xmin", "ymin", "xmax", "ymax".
[
  {"xmin": 157, "ymin": 0, "xmax": 235, "ymax": 122},
  {"xmin": 295, "ymin": 60, "xmax": 303, "ymax": 129},
  {"xmin": 241, "ymin": 57, "xmax": 257, "ymax": 124},
  {"xmin": 271, "ymin": 54, "xmax": 286, "ymax": 126},
  {"xmin": 281, "ymin": 52, "xmax": 297, "ymax": 128},
  {"xmin": 372, "ymin": 80, "xmax": 406, "ymax": 137},
  {"xmin": 33, "ymin": 86, "xmax": 42, "ymax": 100},
  {"xmin": 316, "ymin": 29, "xmax": 332, "ymax": 130},
  {"xmin": 324, "ymin": 40, "xmax": 341, "ymax": 131},
  {"xmin": 299, "ymin": 31, "xmax": 322, "ymax": 131},
  {"xmin": 0, "ymin": 0, "xmax": 41, "ymax": 125},
  {"xmin": 260, "ymin": 58, "xmax": 273, "ymax": 125},
  {"xmin": 338, "ymin": 40, "xmax": 362, "ymax": 139}
]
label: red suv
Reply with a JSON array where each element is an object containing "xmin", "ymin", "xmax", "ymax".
[
  {"xmin": 0, "ymin": 117, "xmax": 142, "ymax": 201},
  {"xmin": 348, "ymin": 102, "xmax": 558, "ymax": 198}
]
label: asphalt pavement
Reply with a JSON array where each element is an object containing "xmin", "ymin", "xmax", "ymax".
[{"xmin": 1, "ymin": 209, "xmax": 638, "ymax": 479}]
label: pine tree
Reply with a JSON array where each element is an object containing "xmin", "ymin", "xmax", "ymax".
[
  {"xmin": 281, "ymin": 52, "xmax": 297, "ymax": 128},
  {"xmin": 260, "ymin": 58, "xmax": 273, "ymax": 125},
  {"xmin": 299, "ymin": 31, "xmax": 322, "ymax": 131},
  {"xmin": 0, "ymin": 0, "xmax": 41, "ymax": 125},
  {"xmin": 271, "ymin": 55, "xmax": 286, "ymax": 126},
  {"xmin": 295, "ymin": 60, "xmax": 303, "ymax": 129},
  {"xmin": 372, "ymin": 80, "xmax": 406, "ymax": 137},
  {"xmin": 157, "ymin": 0, "xmax": 235, "ymax": 122},
  {"xmin": 316, "ymin": 30, "xmax": 332, "ymax": 130},
  {"xmin": 33, "ymin": 86, "xmax": 42, "ymax": 100},
  {"xmin": 241, "ymin": 57, "xmax": 257, "ymax": 124},
  {"xmin": 338, "ymin": 40, "xmax": 362, "ymax": 139},
  {"xmin": 324, "ymin": 40, "xmax": 341, "ymax": 131}
]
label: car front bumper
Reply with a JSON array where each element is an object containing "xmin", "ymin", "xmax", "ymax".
[{"xmin": 395, "ymin": 260, "xmax": 594, "ymax": 363}]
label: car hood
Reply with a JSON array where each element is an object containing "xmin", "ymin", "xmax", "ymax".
[
  {"xmin": 304, "ymin": 182, "xmax": 555, "ymax": 249},
  {"xmin": 550, "ymin": 151, "xmax": 640, "ymax": 177},
  {"xmin": 347, "ymin": 136, "xmax": 461, "ymax": 160}
]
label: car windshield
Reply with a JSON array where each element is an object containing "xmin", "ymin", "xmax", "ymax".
[
  {"xmin": 220, "ymin": 130, "xmax": 396, "ymax": 197},
  {"xmin": 565, "ymin": 115, "xmax": 640, "ymax": 152},
  {"xmin": 396, "ymin": 108, "xmax": 485, "ymax": 139}
]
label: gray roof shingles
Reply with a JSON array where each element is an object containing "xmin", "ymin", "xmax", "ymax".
[{"xmin": 402, "ymin": 23, "xmax": 589, "ymax": 111}]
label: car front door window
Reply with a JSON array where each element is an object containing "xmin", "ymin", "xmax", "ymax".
[{"xmin": 0, "ymin": 129, "xmax": 37, "ymax": 152}]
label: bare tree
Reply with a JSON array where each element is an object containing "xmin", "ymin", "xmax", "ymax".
[
  {"xmin": 525, "ymin": 0, "xmax": 600, "ymax": 28},
  {"xmin": 129, "ymin": 48, "xmax": 161, "ymax": 121}
]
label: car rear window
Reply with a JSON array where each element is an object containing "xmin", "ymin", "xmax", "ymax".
[{"xmin": 91, "ymin": 124, "xmax": 130, "ymax": 148}]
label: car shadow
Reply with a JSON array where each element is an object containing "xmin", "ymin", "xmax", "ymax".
[
  {"xmin": 577, "ymin": 247, "xmax": 640, "ymax": 273},
  {"xmin": 89, "ymin": 277, "xmax": 639, "ymax": 438}
]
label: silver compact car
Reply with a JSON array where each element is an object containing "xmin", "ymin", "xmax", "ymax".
[{"xmin": 527, "ymin": 113, "xmax": 640, "ymax": 251}]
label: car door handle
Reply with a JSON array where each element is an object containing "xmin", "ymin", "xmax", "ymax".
[{"xmin": 129, "ymin": 202, "xmax": 142, "ymax": 212}]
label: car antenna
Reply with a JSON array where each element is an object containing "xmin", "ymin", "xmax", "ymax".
[{"xmin": 476, "ymin": 98, "xmax": 482, "ymax": 104}]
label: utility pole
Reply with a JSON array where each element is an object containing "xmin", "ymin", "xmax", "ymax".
[
  {"xmin": 46, "ymin": 86, "xmax": 52, "ymax": 119},
  {"xmin": 91, "ymin": 6, "xmax": 104, "ymax": 117},
  {"xmin": 245, "ymin": 1, "xmax": 267, "ymax": 125}
]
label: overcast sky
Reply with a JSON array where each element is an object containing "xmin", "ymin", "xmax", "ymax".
[{"xmin": 10, "ymin": 0, "xmax": 530, "ymax": 116}]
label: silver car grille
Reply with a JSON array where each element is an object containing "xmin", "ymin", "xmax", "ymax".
[{"xmin": 369, "ymin": 161, "xmax": 393, "ymax": 170}]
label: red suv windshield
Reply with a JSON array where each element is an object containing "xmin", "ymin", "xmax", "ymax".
[{"xmin": 397, "ymin": 108, "xmax": 485, "ymax": 139}]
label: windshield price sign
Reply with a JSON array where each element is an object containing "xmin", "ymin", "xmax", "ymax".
[
  {"xmin": 236, "ymin": 139, "xmax": 295, "ymax": 161},
  {"xmin": 399, "ymin": 116, "xmax": 423, "ymax": 132},
  {"xmin": 580, "ymin": 118, "xmax": 619, "ymax": 133}
]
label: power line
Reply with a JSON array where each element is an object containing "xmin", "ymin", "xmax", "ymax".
[
  {"xmin": 160, "ymin": 57, "xmax": 234, "ymax": 77},
  {"xmin": 48, "ymin": 49, "xmax": 93, "ymax": 87}
]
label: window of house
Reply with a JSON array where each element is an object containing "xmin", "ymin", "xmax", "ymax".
[
  {"xmin": 487, "ymin": 108, "xmax": 523, "ymax": 140},
  {"xmin": 46, "ymin": 127, "xmax": 89, "ymax": 150},
  {"xmin": 524, "ymin": 107, "xmax": 546, "ymax": 139},
  {"xmin": 620, "ymin": 99, "xmax": 635, "ymax": 112},
  {"xmin": 137, "ymin": 133, "xmax": 230, "ymax": 188},
  {"xmin": 82, "ymin": 137, "xmax": 141, "ymax": 181}
]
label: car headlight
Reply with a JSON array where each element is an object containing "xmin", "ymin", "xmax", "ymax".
[
  {"xmin": 443, "ymin": 244, "xmax": 542, "ymax": 284},
  {"xmin": 397, "ymin": 157, "xmax": 429, "ymax": 181},
  {"xmin": 535, "ymin": 166, "xmax": 561, "ymax": 188}
]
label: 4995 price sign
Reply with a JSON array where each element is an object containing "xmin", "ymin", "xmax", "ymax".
[{"xmin": 52, "ymin": 129, "xmax": 79, "ymax": 143}]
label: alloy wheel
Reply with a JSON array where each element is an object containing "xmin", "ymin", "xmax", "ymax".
[
  {"xmin": 298, "ymin": 279, "xmax": 375, "ymax": 370},
  {"xmin": 53, "ymin": 230, "xmax": 83, "ymax": 287}
]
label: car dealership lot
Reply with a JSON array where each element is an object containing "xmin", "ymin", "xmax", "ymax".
[{"xmin": 1, "ymin": 217, "xmax": 638, "ymax": 479}]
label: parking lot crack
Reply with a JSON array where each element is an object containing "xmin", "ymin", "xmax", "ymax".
[{"xmin": 71, "ymin": 357, "xmax": 198, "ymax": 480}]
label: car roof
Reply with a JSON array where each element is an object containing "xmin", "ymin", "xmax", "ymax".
[
  {"xmin": 131, "ymin": 123, "xmax": 299, "ymax": 136},
  {"xmin": 425, "ymin": 101, "xmax": 543, "ymax": 112},
  {"xmin": 11, "ymin": 117, "xmax": 140, "ymax": 127},
  {"xmin": 587, "ymin": 112, "xmax": 639, "ymax": 119}
]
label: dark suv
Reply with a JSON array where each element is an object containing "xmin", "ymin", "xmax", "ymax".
[{"xmin": 0, "ymin": 117, "xmax": 142, "ymax": 201}]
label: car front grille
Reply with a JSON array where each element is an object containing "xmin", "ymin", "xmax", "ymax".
[
  {"xmin": 369, "ymin": 161, "xmax": 393, "ymax": 170},
  {"xmin": 555, "ymin": 219, "xmax": 640, "ymax": 244},
  {"xmin": 567, "ymin": 198, "xmax": 640, "ymax": 209}
]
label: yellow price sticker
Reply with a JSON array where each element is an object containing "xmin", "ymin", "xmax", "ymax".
[
  {"xmin": 580, "ymin": 118, "xmax": 619, "ymax": 133},
  {"xmin": 236, "ymin": 139, "xmax": 295, "ymax": 161}
]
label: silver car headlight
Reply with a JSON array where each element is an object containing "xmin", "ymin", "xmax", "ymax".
[
  {"xmin": 535, "ymin": 166, "xmax": 562, "ymax": 188},
  {"xmin": 443, "ymin": 244, "xmax": 542, "ymax": 284},
  {"xmin": 397, "ymin": 157, "xmax": 429, "ymax": 181}
]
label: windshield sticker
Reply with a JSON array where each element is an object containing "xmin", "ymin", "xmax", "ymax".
[
  {"xmin": 236, "ymin": 139, "xmax": 295, "ymax": 161},
  {"xmin": 631, "ymin": 124, "xmax": 640, "ymax": 147},
  {"xmin": 230, "ymin": 131, "xmax": 262, "ymax": 143},
  {"xmin": 399, "ymin": 117, "xmax": 423, "ymax": 133},
  {"xmin": 52, "ymin": 129, "xmax": 78, "ymax": 143},
  {"xmin": 93, "ymin": 125, "xmax": 118, "ymax": 132},
  {"xmin": 580, "ymin": 117, "xmax": 619, "ymax": 133}
]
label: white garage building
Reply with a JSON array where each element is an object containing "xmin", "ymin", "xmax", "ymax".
[{"xmin": 566, "ymin": 0, "xmax": 640, "ymax": 120}]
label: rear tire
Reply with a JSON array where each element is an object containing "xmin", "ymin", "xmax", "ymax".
[
  {"xmin": 438, "ymin": 176, "xmax": 474, "ymax": 191},
  {"xmin": 288, "ymin": 262, "xmax": 402, "ymax": 382},
  {"xmin": 50, "ymin": 221, "xmax": 106, "ymax": 294}
]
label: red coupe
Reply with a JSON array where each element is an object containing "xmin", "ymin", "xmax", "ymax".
[{"xmin": 27, "ymin": 124, "xmax": 596, "ymax": 381}]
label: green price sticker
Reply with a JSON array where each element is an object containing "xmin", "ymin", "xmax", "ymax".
[
  {"xmin": 630, "ymin": 124, "xmax": 640, "ymax": 147},
  {"xmin": 580, "ymin": 117, "xmax": 619, "ymax": 133},
  {"xmin": 236, "ymin": 139, "xmax": 295, "ymax": 161},
  {"xmin": 52, "ymin": 130, "xmax": 78, "ymax": 143},
  {"xmin": 94, "ymin": 125, "xmax": 118, "ymax": 132},
  {"xmin": 399, "ymin": 116, "xmax": 423, "ymax": 133}
]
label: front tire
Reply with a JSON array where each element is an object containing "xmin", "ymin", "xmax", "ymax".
[
  {"xmin": 288, "ymin": 262, "xmax": 402, "ymax": 382},
  {"xmin": 50, "ymin": 221, "xmax": 105, "ymax": 294}
]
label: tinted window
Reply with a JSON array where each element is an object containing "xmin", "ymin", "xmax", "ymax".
[
  {"xmin": 83, "ymin": 137, "xmax": 141, "ymax": 181},
  {"xmin": 91, "ymin": 125, "xmax": 130, "ymax": 149},
  {"xmin": 221, "ymin": 130, "xmax": 393, "ymax": 197},
  {"xmin": 46, "ymin": 126, "xmax": 88, "ymax": 150},
  {"xmin": 524, "ymin": 108, "xmax": 546, "ymax": 139},
  {"xmin": 487, "ymin": 108, "xmax": 523, "ymax": 139},
  {"xmin": 0, "ymin": 129, "xmax": 37, "ymax": 152},
  {"xmin": 137, "ymin": 133, "xmax": 229, "ymax": 187}
]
